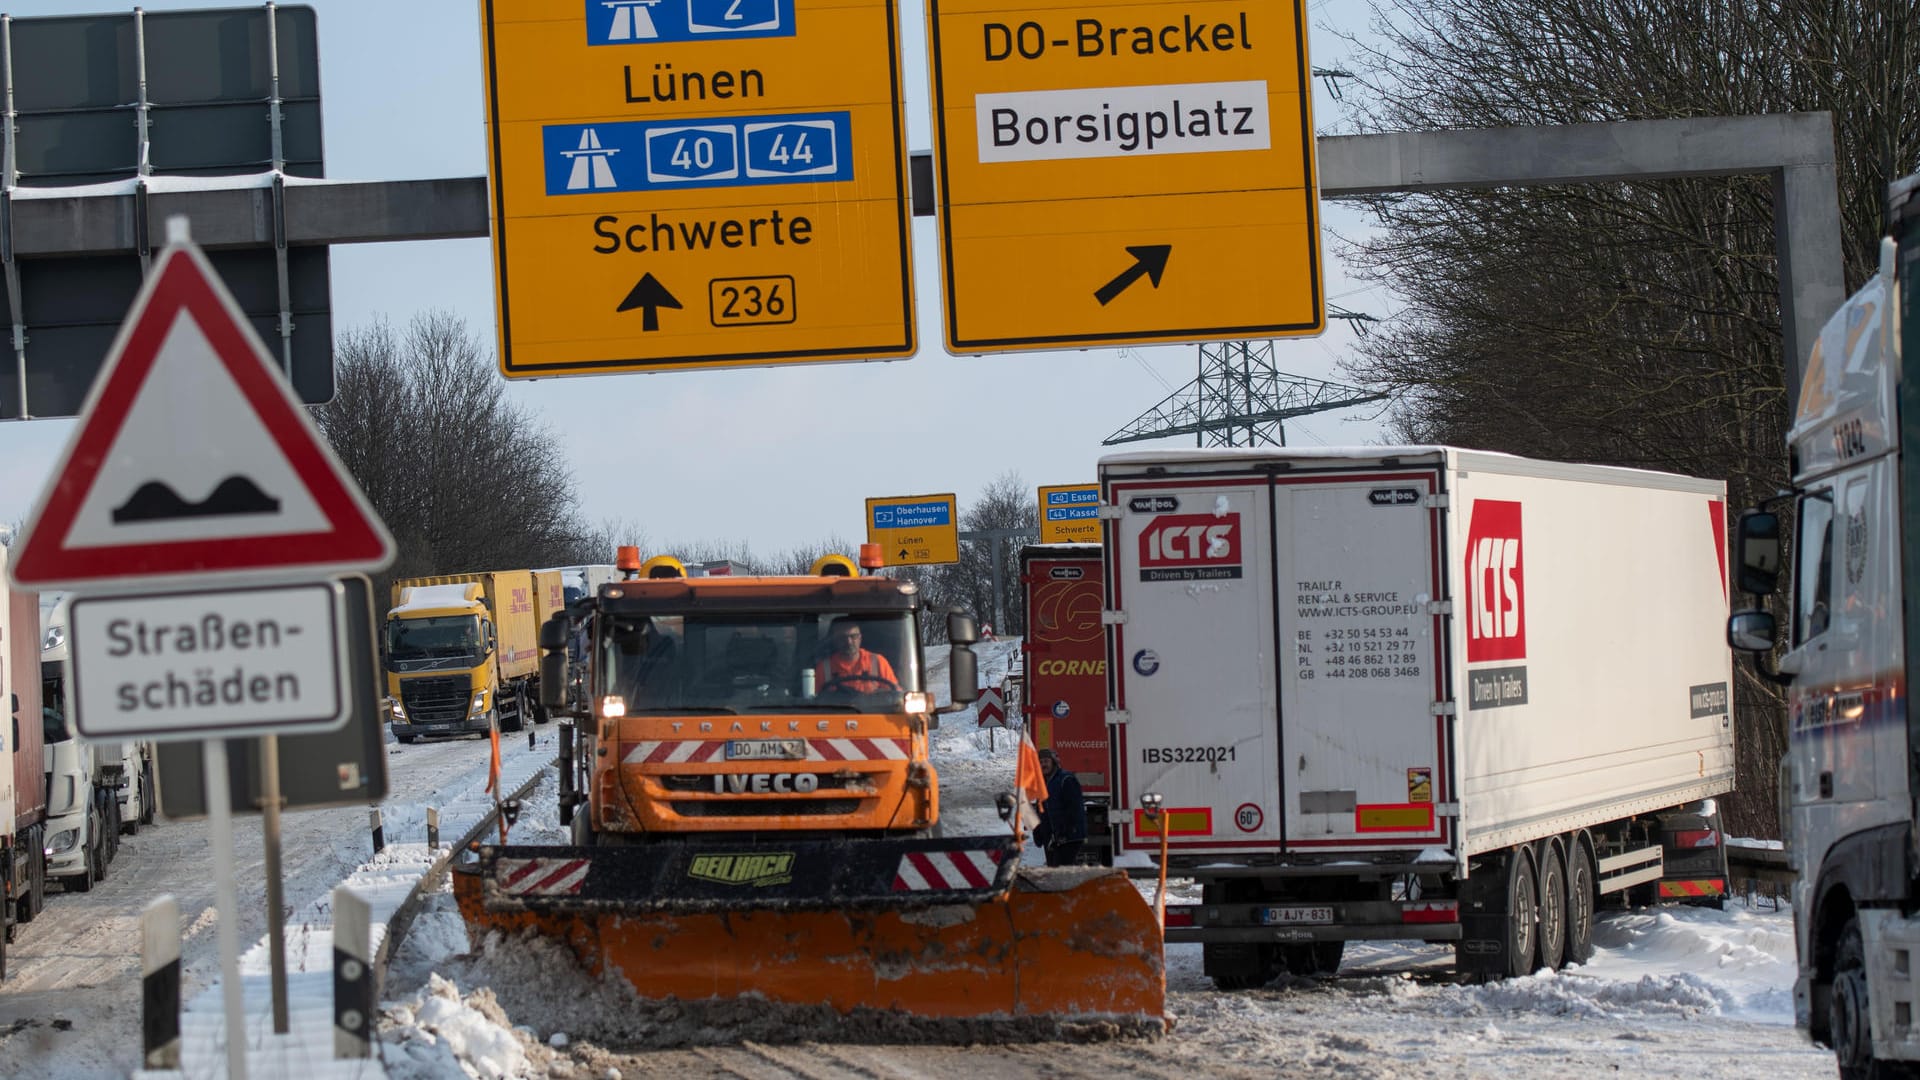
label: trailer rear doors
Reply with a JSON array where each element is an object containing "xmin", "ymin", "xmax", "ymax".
[{"xmin": 1106, "ymin": 460, "xmax": 1451, "ymax": 855}]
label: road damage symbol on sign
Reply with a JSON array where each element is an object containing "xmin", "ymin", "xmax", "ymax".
[{"xmin": 8, "ymin": 232, "xmax": 395, "ymax": 591}]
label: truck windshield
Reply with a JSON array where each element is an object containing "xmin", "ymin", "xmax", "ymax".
[
  {"xmin": 601, "ymin": 611, "xmax": 920, "ymax": 713},
  {"xmin": 386, "ymin": 616, "xmax": 483, "ymax": 670},
  {"xmin": 41, "ymin": 668, "xmax": 70, "ymax": 744}
]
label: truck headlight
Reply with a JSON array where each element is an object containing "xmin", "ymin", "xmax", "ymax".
[
  {"xmin": 46, "ymin": 828, "xmax": 79, "ymax": 855},
  {"xmin": 389, "ymin": 698, "xmax": 407, "ymax": 721},
  {"xmin": 469, "ymin": 690, "xmax": 488, "ymax": 716},
  {"xmin": 903, "ymin": 692, "xmax": 932, "ymax": 714}
]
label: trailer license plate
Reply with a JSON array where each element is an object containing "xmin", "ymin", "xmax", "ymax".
[
  {"xmin": 1261, "ymin": 906, "xmax": 1333, "ymax": 925},
  {"xmin": 727, "ymin": 739, "xmax": 806, "ymax": 760}
]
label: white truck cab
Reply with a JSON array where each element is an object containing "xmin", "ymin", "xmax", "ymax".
[
  {"xmin": 1728, "ymin": 169, "xmax": 1920, "ymax": 1079},
  {"xmin": 38, "ymin": 596, "xmax": 154, "ymax": 891}
]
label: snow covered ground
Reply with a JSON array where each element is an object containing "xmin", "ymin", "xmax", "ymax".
[
  {"xmin": 0, "ymin": 725, "xmax": 553, "ymax": 1080},
  {"xmin": 369, "ymin": 639, "xmax": 1837, "ymax": 1079}
]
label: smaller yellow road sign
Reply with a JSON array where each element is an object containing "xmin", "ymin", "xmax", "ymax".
[
  {"xmin": 865, "ymin": 494, "xmax": 960, "ymax": 565},
  {"xmin": 1038, "ymin": 483, "xmax": 1101, "ymax": 543}
]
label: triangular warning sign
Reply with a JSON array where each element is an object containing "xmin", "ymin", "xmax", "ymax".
[{"xmin": 9, "ymin": 233, "xmax": 395, "ymax": 590}]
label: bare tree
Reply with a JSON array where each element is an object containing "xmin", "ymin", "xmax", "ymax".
[
  {"xmin": 919, "ymin": 471, "xmax": 1037, "ymax": 638},
  {"xmin": 314, "ymin": 312, "xmax": 596, "ymax": 599},
  {"xmin": 1332, "ymin": 0, "xmax": 1920, "ymax": 835}
]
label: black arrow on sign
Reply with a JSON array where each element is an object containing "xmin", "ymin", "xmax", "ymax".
[
  {"xmin": 617, "ymin": 273, "xmax": 682, "ymax": 331},
  {"xmin": 1093, "ymin": 245, "xmax": 1172, "ymax": 306},
  {"xmin": 898, "ymin": 548, "xmax": 910, "ymax": 560}
]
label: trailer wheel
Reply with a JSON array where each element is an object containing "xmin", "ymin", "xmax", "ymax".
[
  {"xmin": 1564, "ymin": 838, "xmax": 1596, "ymax": 965},
  {"xmin": 1504, "ymin": 848, "xmax": 1540, "ymax": 979},
  {"xmin": 1536, "ymin": 841, "xmax": 1568, "ymax": 972},
  {"xmin": 141, "ymin": 761, "xmax": 157, "ymax": 826}
]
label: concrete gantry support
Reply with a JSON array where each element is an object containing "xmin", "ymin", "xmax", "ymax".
[{"xmin": 0, "ymin": 114, "xmax": 1842, "ymax": 401}]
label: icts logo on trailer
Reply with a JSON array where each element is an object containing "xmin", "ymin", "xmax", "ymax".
[
  {"xmin": 1139, "ymin": 513, "xmax": 1242, "ymax": 582},
  {"xmin": 1465, "ymin": 500, "xmax": 1526, "ymax": 662},
  {"xmin": 1464, "ymin": 499, "xmax": 1530, "ymax": 710}
]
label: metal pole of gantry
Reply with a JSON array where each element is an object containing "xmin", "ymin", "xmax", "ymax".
[{"xmin": 260, "ymin": 735, "xmax": 290, "ymax": 1034}]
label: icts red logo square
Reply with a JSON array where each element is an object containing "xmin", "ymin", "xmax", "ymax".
[{"xmin": 1465, "ymin": 500, "xmax": 1525, "ymax": 662}]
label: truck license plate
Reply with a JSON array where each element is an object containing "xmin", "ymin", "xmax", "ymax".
[
  {"xmin": 727, "ymin": 739, "xmax": 807, "ymax": 760},
  {"xmin": 1261, "ymin": 906, "xmax": 1333, "ymax": 925}
]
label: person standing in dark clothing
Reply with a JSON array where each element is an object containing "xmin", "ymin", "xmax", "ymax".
[{"xmin": 1033, "ymin": 748, "xmax": 1088, "ymax": 866}]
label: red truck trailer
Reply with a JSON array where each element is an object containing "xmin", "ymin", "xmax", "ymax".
[{"xmin": 1020, "ymin": 543, "xmax": 1112, "ymax": 864}]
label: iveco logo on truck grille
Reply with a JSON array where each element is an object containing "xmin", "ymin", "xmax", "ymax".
[
  {"xmin": 712, "ymin": 772, "xmax": 820, "ymax": 793},
  {"xmin": 1464, "ymin": 499, "xmax": 1526, "ymax": 662},
  {"xmin": 687, "ymin": 852, "xmax": 795, "ymax": 887},
  {"xmin": 1139, "ymin": 513, "xmax": 1241, "ymax": 581}
]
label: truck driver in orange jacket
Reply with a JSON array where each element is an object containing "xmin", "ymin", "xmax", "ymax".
[{"xmin": 814, "ymin": 618, "xmax": 899, "ymax": 693}]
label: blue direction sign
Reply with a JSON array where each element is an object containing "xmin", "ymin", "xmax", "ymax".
[
  {"xmin": 1038, "ymin": 483, "xmax": 1101, "ymax": 543},
  {"xmin": 865, "ymin": 494, "xmax": 959, "ymax": 565},
  {"xmin": 586, "ymin": 0, "xmax": 797, "ymax": 45},
  {"xmin": 544, "ymin": 113, "xmax": 852, "ymax": 196}
]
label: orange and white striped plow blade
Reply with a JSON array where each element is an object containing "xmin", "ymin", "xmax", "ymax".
[{"xmin": 455, "ymin": 864, "xmax": 1167, "ymax": 1033}]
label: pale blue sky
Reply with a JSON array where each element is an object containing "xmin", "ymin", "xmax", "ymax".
[{"xmin": 0, "ymin": 0, "xmax": 1394, "ymax": 554}]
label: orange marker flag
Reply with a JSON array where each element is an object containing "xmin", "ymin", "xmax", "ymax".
[{"xmin": 485, "ymin": 724, "xmax": 503, "ymax": 795}]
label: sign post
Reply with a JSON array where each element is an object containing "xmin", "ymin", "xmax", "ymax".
[
  {"xmin": 480, "ymin": 0, "xmax": 917, "ymax": 376},
  {"xmin": 927, "ymin": 0, "xmax": 1324, "ymax": 353},
  {"xmin": 8, "ymin": 219, "xmax": 395, "ymax": 1079}
]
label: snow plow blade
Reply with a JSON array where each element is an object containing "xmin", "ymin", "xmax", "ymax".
[{"xmin": 452, "ymin": 835, "xmax": 1165, "ymax": 1032}]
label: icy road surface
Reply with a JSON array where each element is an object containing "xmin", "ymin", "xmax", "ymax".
[{"xmin": 376, "ymin": 640, "xmax": 1836, "ymax": 1079}]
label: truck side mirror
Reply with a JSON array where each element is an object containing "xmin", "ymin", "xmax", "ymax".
[
  {"xmin": 540, "ymin": 652, "xmax": 569, "ymax": 709},
  {"xmin": 948, "ymin": 645, "xmax": 980, "ymax": 706},
  {"xmin": 947, "ymin": 611, "xmax": 979, "ymax": 646},
  {"xmin": 540, "ymin": 614, "xmax": 570, "ymax": 653},
  {"xmin": 1734, "ymin": 510, "xmax": 1781, "ymax": 596}
]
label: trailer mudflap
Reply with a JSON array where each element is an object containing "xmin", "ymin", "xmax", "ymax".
[{"xmin": 470, "ymin": 834, "xmax": 1020, "ymax": 913}]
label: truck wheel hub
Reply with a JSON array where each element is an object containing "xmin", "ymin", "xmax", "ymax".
[{"xmin": 1831, "ymin": 967, "xmax": 1871, "ymax": 1066}]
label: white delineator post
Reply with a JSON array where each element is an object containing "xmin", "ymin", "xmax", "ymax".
[
  {"xmin": 141, "ymin": 894, "xmax": 182, "ymax": 1069},
  {"xmin": 333, "ymin": 886, "xmax": 372, "ymax": 1058}
]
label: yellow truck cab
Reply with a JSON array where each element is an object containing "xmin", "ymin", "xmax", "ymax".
[{"xmin": 385, "ymin": 569, "xmax": 560, "ymax": 739}]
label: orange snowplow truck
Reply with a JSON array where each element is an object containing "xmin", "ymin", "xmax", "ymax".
[{"xmin": 454, "ymin": 551, "xmax": 1165, "ymax": 1032}]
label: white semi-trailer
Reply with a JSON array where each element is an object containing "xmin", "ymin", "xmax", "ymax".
[{"xmin": 1100, "ymin": 446, "xmax": 1735, "ymax": 987}]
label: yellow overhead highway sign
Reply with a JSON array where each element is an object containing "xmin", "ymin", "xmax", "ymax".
[
  {"xmin": 865, "ymin": 494, "xmax": 959, "ymax": 565},
  {"xmin": 482, "ymin": 0, "xmax": 915, "ymax": 376},
  {"xmin": 926, "ymin": 0, "xmax": 1323, "ymax": 353},
  {"xmin": 1037, "ymin": 483, "xmax": 1101, "ymax": 543}
]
